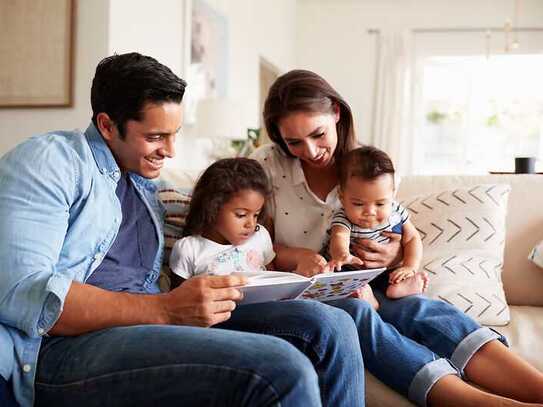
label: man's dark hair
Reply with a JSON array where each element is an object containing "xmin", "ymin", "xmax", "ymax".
[
  {"xmin": 91, "ymin": 52, "xmax": 187, "ymax": 137},
  {"xmin": 183, "ymin": 158, "xmax": 272, "ymax": 237},
  {"xmin": 338, "ymin": 146, "xmax": 395, "ymax": 188}
]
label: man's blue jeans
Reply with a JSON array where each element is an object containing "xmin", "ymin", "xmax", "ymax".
[
  {"xmin": 328, "ymin": 293, "xmax": 506, "ymax": 407},
  {"xmin": 35, "ymin": 300, "xmax": 365, "ymax": 407}
]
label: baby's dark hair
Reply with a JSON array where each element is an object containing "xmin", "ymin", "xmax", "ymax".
[
  {"xmin": 183, "ymin": 158, "xmax": 271, "ymax": 237},
  {"xmin": 338, "ymin": 146, "xmax": 395, "ymax": 188}
]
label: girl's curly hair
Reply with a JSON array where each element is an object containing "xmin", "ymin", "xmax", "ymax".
[{"xmin": 183, "ymin": 158, "xmax": 271, "ymax": 237}]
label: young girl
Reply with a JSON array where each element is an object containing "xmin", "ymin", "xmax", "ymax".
[
  {"xmin": 169, "ymin": 157, "xmax": 275, "ymax": 280},
  {"xmin": 323, "ymin": 145, "xmax": 429, "ymax": 308}
]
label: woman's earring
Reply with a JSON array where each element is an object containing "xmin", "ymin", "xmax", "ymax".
[{"xmin": 255, "ymin": 225, "xmax": 260, "ymax": 232}]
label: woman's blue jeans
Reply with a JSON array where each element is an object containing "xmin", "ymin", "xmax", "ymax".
[
  {"xmin": 328, "ymin": 292, "xmax": 506, "ymax": 407},
  {"xmin": 35, "ymin": 300, "xmax": 365, "ymax": 407}
]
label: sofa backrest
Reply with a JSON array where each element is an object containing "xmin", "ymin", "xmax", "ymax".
[{"xmin": 397, "ymin": 174, "xmax": 543, "ymax": 306}]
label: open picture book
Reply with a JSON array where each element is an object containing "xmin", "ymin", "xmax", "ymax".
[{"xmin": 238, "ymin": 268, "xmax": 386, "ymax": 305}]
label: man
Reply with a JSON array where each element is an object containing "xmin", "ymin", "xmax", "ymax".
[{"xmin": 0, "ymin": 53, "xmax": 364, "ymax": 406}]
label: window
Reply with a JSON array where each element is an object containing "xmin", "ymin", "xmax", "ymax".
[{"xmin": 412, "ymin": 32, "xmax": 543, "ymax": 174}]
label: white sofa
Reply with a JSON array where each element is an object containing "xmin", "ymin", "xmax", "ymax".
[
  {"xmin": 158, "ymin": 169, "xmax": 543, "ymax": 406},
  {"xmin": 366, "ymin": 174, "xmax": 543, "ymax": 406}
]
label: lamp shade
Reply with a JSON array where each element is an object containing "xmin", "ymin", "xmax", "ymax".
[{"xmin": 195, "ymin": 98, "xmax": 246, "ymax": 140}]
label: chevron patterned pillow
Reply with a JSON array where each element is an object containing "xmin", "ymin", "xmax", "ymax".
[{"xmin": 400, "ymin": 184, "xmax": 511, "ymax": 326}]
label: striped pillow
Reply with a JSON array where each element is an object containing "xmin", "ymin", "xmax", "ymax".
[{"xmin": 157, "ymin": 186, "xmax": 192, "ymax": 291}]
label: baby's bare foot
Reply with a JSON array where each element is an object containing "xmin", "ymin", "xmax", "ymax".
[
  {"xmin": 356, "ymin": 285, "xmax": 380, "ymax": 310},
  {"xmin": 386, "ymin": 271, "xmax": 429, "ymax": 299}
]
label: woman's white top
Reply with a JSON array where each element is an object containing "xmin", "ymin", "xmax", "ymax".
[{"xmin": 251, "ymin": 144, "xmax": 341, "ymax": 252}]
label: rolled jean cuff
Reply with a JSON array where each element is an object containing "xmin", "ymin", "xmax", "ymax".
[
  {"xmin": 450, "ymin": 326, "xmax": 507, "ymax": 377},
  {"xmin": 408, "ymin": 358, "xmax": 459, "ymax": 407}
]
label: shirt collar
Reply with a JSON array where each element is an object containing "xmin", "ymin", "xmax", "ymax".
[
  {"xmin": 84, "ymin": 123, "xmax": 120, "ymax": 177},
  {"xmin": 291, "ymin": 158, "xmax": 306, "ymax": 186},
  {"xmin": 84, "ymin": 123, "xmax": 156, "ymax": 192},
  {"xmin": 273, "ymin": 144, "xmax": 305, "ymax": 186}
]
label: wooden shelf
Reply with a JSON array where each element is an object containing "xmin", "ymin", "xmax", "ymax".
[{"xmin": 489, "ymin": 172, "xmax": 543, "ymax": 175}]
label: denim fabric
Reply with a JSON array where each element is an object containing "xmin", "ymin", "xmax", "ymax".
[
  {"xmin": 375, "ymin": 293, "xmax": 507, "ymax": 375},
  {"xmin": 219, "ymin": 300, "xmax": 365, "ymax": 406},
  {"xmin": 0, "ymin": 124, "xmax": 165, "ymax": 406},
  {"xmin": 35, "ymin": 325, "xmax": 322, "ymax": 407},
  {"xmin": 328, "ymin": 293, "xmax": 506, "ymax": 407}
]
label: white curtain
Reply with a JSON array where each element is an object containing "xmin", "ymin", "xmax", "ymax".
[{"xmin": 371, "ymin": 30, "xmax": 415, "ymax": 175}]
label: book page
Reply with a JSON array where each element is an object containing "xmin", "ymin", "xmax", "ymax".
[
  {"xmin": 243, "ymin": 271, "xmax": 309, "ymax": 286},
  {"xmin": 299, "ymin": 268, "xmax": 386, "ymax": 301},
  {"xmin": 238, "ymin": 271, "xmax": 312, "ymax": 305}
]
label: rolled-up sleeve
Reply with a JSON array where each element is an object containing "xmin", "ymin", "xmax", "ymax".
[{"xmin": 0, "ymin": 136, "xmax": 78, "ymax": 338}]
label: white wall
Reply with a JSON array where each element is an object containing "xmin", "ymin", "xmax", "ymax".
[
  {"xmin": 174, "ymin": 0, "xmax": 298, "ymax": 170},
  {"xmin": 296, "ymin": 0, "xmax": 543, "ymax": 144},
  {"xmin": 0, "ymin": 0, "xmax": 297, "ymax": 170},
  {"xmin": 199, "ymin": 0, "xmax": 296, "ymax": 128},
  {"xmin": 0, "ymin": 0, "xmax": 110, "ymax": 155},
  {"xmin": 108, "ymin": 0, "xmax": 186, "ymax": 76}
]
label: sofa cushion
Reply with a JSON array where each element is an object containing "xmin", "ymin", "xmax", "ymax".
[
  {"xmin": 157, "ymin": 186, "xmax": 192, "ymax": 252},
  {"xmin": 399, "ymin": 184, "xmax": 511, "ymax": 325},
  {"xmin": 397, "ymin": 174, "xmax": 543, "ymax": 307},
  {"xmin": 156, "ymin": 183, "xmax": 193, "ymax": 291}
]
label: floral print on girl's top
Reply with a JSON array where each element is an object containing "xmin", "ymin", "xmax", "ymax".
[{"xmin": 208, "ymin": 248, "xmax": 265, "ymax": 275}]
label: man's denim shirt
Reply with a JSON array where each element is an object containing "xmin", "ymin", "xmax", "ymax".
[{"xmin": 0, "ymin": 124, "xmax": 166, "ymax": 406}]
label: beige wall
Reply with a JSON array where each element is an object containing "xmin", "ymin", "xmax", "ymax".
[
  {"xmin": 0, "ymin": 0, "xmax": 109, "ymax": 155},
  {"xmin": 0, "ymin": 0, "xmax": 297, "ymax": 171}
]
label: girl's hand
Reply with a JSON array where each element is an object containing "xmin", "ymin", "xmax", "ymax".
[
  {"xmin": 295, "ymin": 251, "xmax": 332, "ymax": 277},
  {"xmin": 329, "ymin": 253, "xmax": 364, "ymax": 271},
  {"xmin": 351, "ymin": 232, "xmax": 403, "ymax": 268},
  {"xmin": 389, "ymin": 266, "xmax": 416, "ymax": 284}
]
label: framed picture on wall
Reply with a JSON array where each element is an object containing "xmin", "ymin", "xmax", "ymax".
[
  {"xmin": 183, "ymin": 0, "xmax": 228, "ymax": 124},
  {"xmin": 0, "ymin": 0, "xmax": 74, "ymax": 107}
]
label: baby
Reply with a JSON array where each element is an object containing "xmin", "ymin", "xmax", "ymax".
[{"xmin": 323, "ymin": 146, "xmax": 428, "ymax": 308}]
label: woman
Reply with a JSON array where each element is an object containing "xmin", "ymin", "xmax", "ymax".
[{"xmin": 252, "ymin": 69, "xmax": 543, "ymax": 407}]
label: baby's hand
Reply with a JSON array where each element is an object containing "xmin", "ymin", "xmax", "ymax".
[
  {"xmin": 389, "ymin": 266, "xmax": 416, "ymax": 284},
  {"xmin": 329, "ymin": 253, "xmax": 364, "ymax": 271}
]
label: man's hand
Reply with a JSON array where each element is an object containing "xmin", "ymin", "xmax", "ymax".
[
  {"xmin": 351, "ymin": 232, "xmax": 403, "ymax": 268},
  {"xmin": 295, "ymin": 251, "xmax": 332, "ymax": 277},
  {"xmin": 160, "ymin": 274, "xmax": 247, "ymax": 327},
  {"xmin": 329, "ymin": 253, "xmax": 364, "ymax": 271}
]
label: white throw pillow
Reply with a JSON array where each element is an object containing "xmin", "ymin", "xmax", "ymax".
[
  {"xmin": 400, "ymin": 184, "xmax": 511, "ymax": 326},
  {"xmin": 529, "ymin": 240, "xmax": 543, "ymax": 268}
]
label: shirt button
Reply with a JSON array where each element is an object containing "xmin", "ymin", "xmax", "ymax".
[
  {"xmin": 38, "ymin": 328, "xmax": 45, "ymax": 335},
  {"xmin": 23, "ymin": 364, "xmax": 32, "ymax": 373}
]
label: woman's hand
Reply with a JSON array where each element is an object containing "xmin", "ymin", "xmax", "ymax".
[
  {"xmin": 351, "ymin": 232, "xmax": 403, "ymax": 268},
  {"xmin": 295, "ymin": 250, "xmax": 332, "ymax": 277}
]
